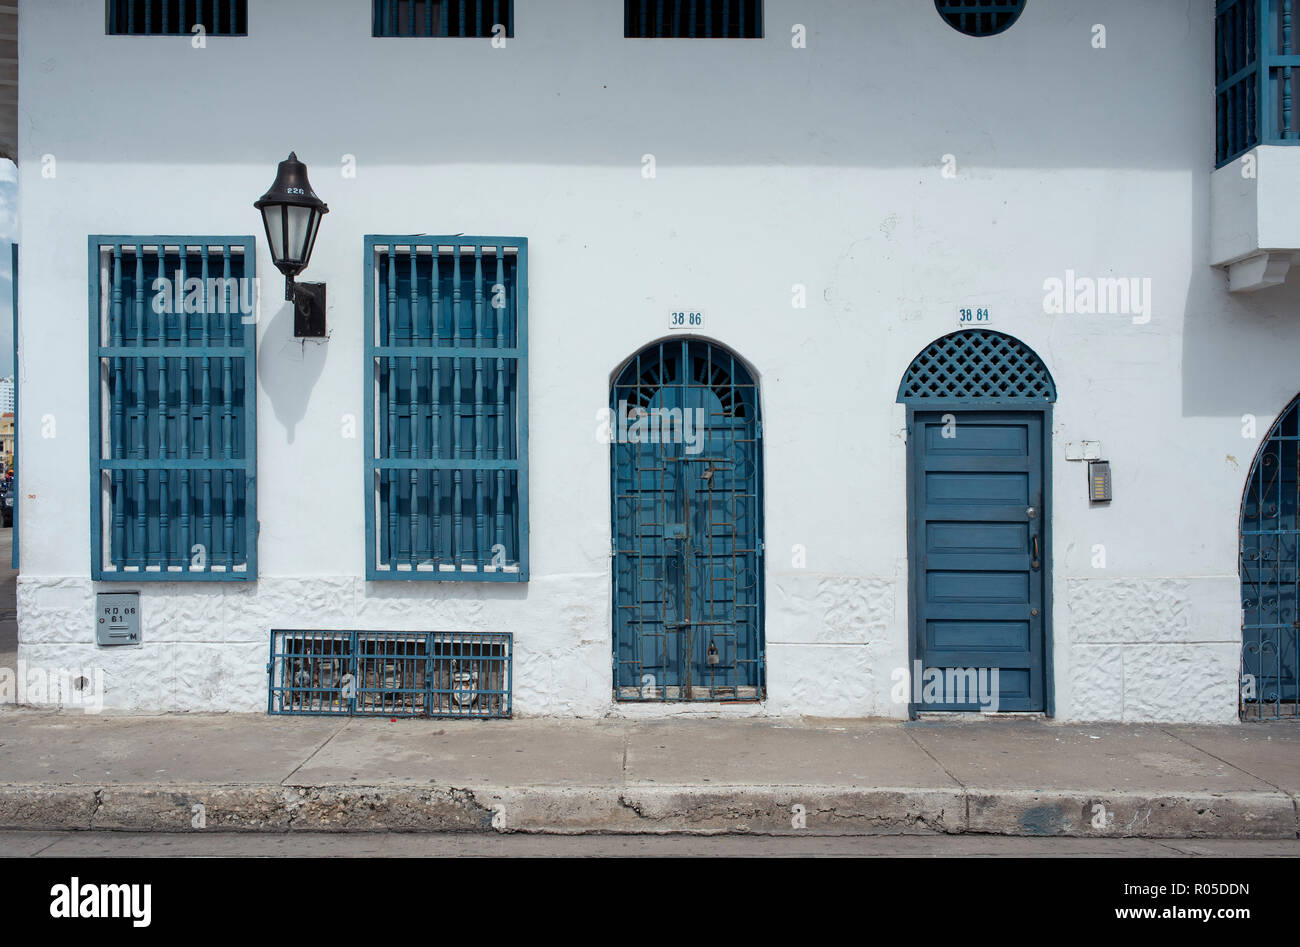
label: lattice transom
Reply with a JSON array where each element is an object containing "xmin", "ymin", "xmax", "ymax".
[{"xmin": 898, "ymin": 330, "xmax": 1055, "ymax": 402}]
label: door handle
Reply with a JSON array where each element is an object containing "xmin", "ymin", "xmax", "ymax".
[{"xmin": 1031, "ymin": 534, "xmax": 1040, "ymax": 570}]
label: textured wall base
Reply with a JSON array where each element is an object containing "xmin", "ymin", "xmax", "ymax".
[{"xmin": 13, "ymin": 573, "xmax": 1243, "ymax": 722}]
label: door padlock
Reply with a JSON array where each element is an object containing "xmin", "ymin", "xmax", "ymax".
[{"xmin": 707, "ymin": 641, "xmax": 720, "ymax": 666}]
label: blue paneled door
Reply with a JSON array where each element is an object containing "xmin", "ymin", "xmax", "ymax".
[
  {"xmin": 910, "ymin": 410, "xmax": 1046, "ymax": 712},
  {"xmin": 611, "ymin": 340, "xmax": 763, "ymax": 701}
]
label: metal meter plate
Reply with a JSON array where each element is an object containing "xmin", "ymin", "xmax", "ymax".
[{"xmin": 96, "ymin": 592, "xmax": 141, "ymax": 646}]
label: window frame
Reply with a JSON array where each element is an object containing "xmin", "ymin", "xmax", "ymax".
[
  {"xmin": 371, "ymin": 0, "xmax": 515, "ymax": 38},
  {"xmin": 105, "ymin": 0, "xmax": 249, "ymax": 37},
  {"xmin": 88, "ymin": 235, "xmax": 259, "ymax": 582},
  {"xmin": 933, "ymin": 0, "xmax": 1026, "ymax": 38},
  {"xmin": 363, "ymin": 235, "xmax": 529, "ymax": 582},
  {"xmin": 624, "ymin": 0, "xmax": 764, "ymax": 39}
]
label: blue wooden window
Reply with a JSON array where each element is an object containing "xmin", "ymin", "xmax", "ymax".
[
  {"xmin": 934, "ymin": 1, "xmax": 1025, "ymax": 38},
  {"xmin": 89, "ymin": 237, "xmax": 258, "ymax": 581},
  {"xmin": 1217, "ymin": 0, "xmax": 1300, "ymax": 167},
  {"xmin": 365, "ymin": 237, "xmax": 528, "ymax": 581},
  {"xmin": 373, "ymin": 1, "xmax": 514, "ymax": 37},
  {"xmin": 107, "ymin": 1, "xmax": 248, "ymax": 35},
  {"xmin": 625, "ymin": 1, "xmax": 763, "ymax": 38}
]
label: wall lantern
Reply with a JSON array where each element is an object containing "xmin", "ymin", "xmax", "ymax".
[{"xmin": 254, "ymin": 151, "xmax": 329, "ymax": 337}]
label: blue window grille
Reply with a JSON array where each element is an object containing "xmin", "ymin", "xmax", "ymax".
[
  {"xmin": 373, "ymin": 1, "xmax": 514, "ymax": 37},
  {"xmin": 365, "ymin": 236, "xmax": 528, "ymax": 581},
  {"xmin": 934, "ymin": 0, "xmax": 1025, "ymax": 38},
  {"xmin": 107, "ymin": 1, "xmax": 248, "ymax": 35},
  {"xmin": 89, "ymin": 237, "xmax": 258, "ymax": 581},
  {"xmin": 1217, "ymin": 0, "xmax": 1300, "ymax": 167},
  {"xmin": 625, "ymin": 1, "xmax": 763, "ymax": 38},
  {"xmin": 897, "ymin": 329, "xmax": 1056, "ymax": 403},
  {"xmin": 268, "ymin": 629, "xmax": 513, "ymax": 718},
  {"xmin": 1240, "ymin": 396, "xmax": 1300, "ymax": 719}
]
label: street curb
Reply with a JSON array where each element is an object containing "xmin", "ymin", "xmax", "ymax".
[{"xmin": 0, "ymin": 784, "xmax": 1295, "ymax": 837}]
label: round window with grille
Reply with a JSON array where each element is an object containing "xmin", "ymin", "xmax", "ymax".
[{"xmin": 935, "ymin": 0, "xmax": 1025, "ymax": 37}]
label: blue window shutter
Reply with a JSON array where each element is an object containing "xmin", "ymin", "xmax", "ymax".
[
  {"xmin": 365, "ymin": 237, "xmax": 528, "ymax": 582},
  {"xmin": 372, "ymin": 1, "xmax": 514, "ymax": 37},
  {"xmin": 89, "ymin": 236, "xmax": 258, "ymax": 581}
]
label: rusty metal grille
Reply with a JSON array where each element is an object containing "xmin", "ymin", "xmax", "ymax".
[
  {"xmin": 268, "ymin": 630, "xmax": 512, "ymax": 718},
  {"xmin": 611, "ymin": 339, "xmax": 764, "ymax": 701},
  {"xmin": 1241, "ymin": 399, "xmax": 1300, "ymax": 719}
]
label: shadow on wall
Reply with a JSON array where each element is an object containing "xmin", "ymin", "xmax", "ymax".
[{"xmin": 256, "ymin": 299, "xmax": 326, "ymax": 443}]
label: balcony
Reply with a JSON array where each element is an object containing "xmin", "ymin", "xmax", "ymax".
[{"xmin": 1211, "ymin": 0, "xmax": 1300, "ymax": 291}]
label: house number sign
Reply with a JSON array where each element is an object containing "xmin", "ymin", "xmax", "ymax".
[
  {"xmin": 957, "ymin": 307, "xmax": 992, "ymax": 327},
  {"xmin": 668, "ymin": 310, "xmax": 705, "ymax": 331}
]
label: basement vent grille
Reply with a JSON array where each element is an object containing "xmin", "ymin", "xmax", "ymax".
[{"xmin": 268, "ymin": 630, "xmax": 512, "ymax": 718}]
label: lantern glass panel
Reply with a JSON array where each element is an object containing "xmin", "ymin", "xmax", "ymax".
[
  {"xmin": 285, "ymin": 204, "xmax": 314, "ymax": 265},
  {"xmin": 261, "ymin": 204, "xmax": 285, "ymax": 262}
]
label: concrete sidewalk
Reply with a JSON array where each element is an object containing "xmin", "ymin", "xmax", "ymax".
[{"xmin": 0, "ymin": 710, "xmax": 1296, "ymax": 837}]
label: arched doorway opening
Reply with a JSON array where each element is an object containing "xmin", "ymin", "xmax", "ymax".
[
  {"xmin": 897, "ymin": 329, "xmax": 1056, "ymax": 714},
  {"xmin": 609, "ymin": 337, "xmax": 763, "ymax": 701}
]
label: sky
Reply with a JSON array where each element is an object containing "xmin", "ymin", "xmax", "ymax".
[{"xmin": 0, "ymin": 159, "xmax": 14, "ymax": 376}]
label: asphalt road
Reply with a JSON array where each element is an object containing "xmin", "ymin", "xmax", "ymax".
[{"xmin": 1, "ymin": 831, "xmax": 1296, "ymax": 857}]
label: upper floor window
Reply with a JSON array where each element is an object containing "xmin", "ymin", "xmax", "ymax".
[
  {"xmin": 90, "ymin": 237, "xmax": 258, "ymax": 581},
  {"xmin": 625, "ymin": 1, "xmax": 763, "ymax": 39},
  {"xmin": 934, "ymin": 0, "xmax": 1025, "ymax": 38},
  {"xmin": 107, "ymin": 1, "xmax": 248, "ymax": 36},
  {"xmin": 373, "ymin": 0, "xmax": 514, "ymax": 37},
  {"xmin": 365, "ymin": 237, "xmax": 528, "ymax": 581},
  {"xmin": 1217, "ymin": 0, "xmax": 1299, "ymax": 167}
]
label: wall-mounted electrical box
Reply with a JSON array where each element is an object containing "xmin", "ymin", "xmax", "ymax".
[
  {"xmin": 1088, "ymin": 461, "xmax": 1112, "ymax": 503},
  {"xmin": 96, "ymin": 592, "xmax": 142, "ymax": 646}
]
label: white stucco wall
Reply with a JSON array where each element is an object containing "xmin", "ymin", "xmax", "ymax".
[{"xmin": 14, "ymin": 0, "xmax": 1300, "ymax": 721}]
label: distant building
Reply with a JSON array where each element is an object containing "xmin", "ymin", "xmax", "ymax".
[
  {"xmin": 0, "ymin": 412, "xmax": 12, "ymax": 471},
  {"xmin": 0, "ymin": 377, "xmax": 13, "ymax": 415}
]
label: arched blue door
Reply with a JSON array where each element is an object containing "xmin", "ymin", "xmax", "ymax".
[
  {"xmin": 610, "ymin": 339, "xmax": 763, "ymax": 701},
  {"xmin": 1241, "ymin": 397, "xmax": 1300, "ymax": 720},
  {"xmin": 898, "ymin": 330, "xmax": 1056, "ymax": 714}
]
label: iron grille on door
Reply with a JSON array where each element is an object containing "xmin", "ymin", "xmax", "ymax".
[
  {"xmin": 897, "ymin": 329, "xmax": 1056, "ymax": 402},
  {"xmin": 625, "ymin": 1, "xmax": 763, "ymax": 38},
  {"xmin": 365, "ymin": 237, "xmax": 528, "ymax": 581},
  {"xmin": 268, "ymin": 630, "xmax": 513, "ymax": 718},
  {"xmin": 1241, "ymin": 398, "xmax": 1300, "ymax": 719},
  {"xmin": 611, "ymin": 339, "xmax": 764, "ymax": 700},
  {"xmin": 107, "ymin": 1, "xmax": 248, "ymax": 35},
  {"xmin": 89, "ymin": 237, "xmax": 257, "ymax": 580},
  {"xmin": 373, "ymin": 0, "xmax": 514, "ymax": 37},
  {"xmin": 1217, "ymin": 0, "xmax": 1300, "ymax": 167}
]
